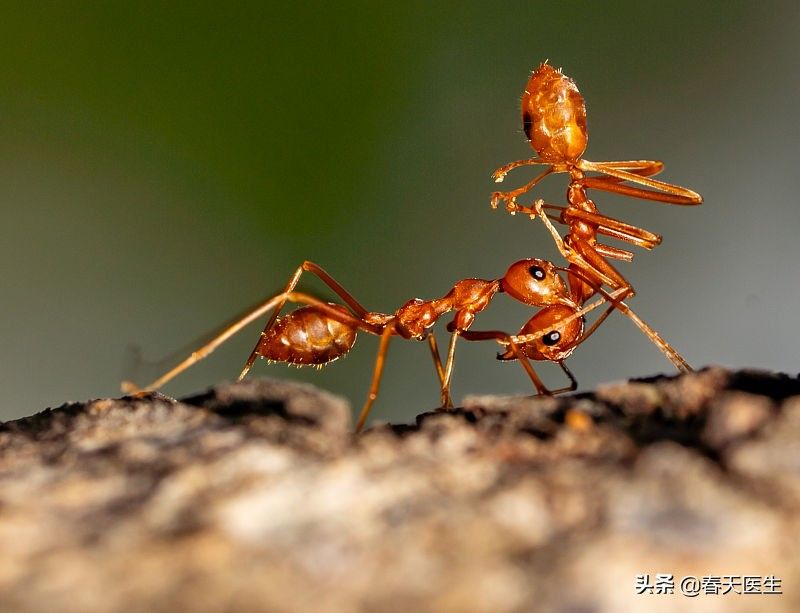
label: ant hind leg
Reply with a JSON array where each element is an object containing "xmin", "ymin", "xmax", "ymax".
[
  {"xmin": 238, "ymin": 261, "xmax": 371, "ymax": 381},
  {"xmin": 578, "ymin": 160, "xmax": 702, "ymax": 205}
]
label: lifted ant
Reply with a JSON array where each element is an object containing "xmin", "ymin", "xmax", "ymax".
[
  {"xmin": 122, "ymin": 259, "xmax": 624, "ymax": 432},
  {"xmin": 490, "ymin": 62, "xmax": 703, "ymax": 371},
  {"xmin": 491, "ymin": 61, "xmax": 703, "ymax": 214}
]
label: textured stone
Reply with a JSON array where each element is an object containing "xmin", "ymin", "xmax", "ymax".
[{"xmin": 1, "ymin": 369, "xmax": 799, "ymax": 612}]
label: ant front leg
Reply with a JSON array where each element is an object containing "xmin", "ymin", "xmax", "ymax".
[
  {"xmin": 458, "ymin": 330, "xmax": 553, "ymax": 395},
  {"xmin": 532, "ymin": 200, "xmax": 617, "ymax": 289},
  {"xmin": 552, "ymin": 239, "xmax": 694, "ymax": 373},
  {"xmin": 504, "ymin": 337, "xmax": 557, "ymax": 394},
  {"xmin": 491, "ymin": 166, "xmax": 553, "ymax": 213},
  {"xmin": 491, "ymin": 158, "xmax": 552, "ymax": 182},
  {"xmin": 556, "ymin": 361, "xmax": 578, "ymax": 393},
  {"xmin": 458, "ymin": 294, "xmax": 617, "ymax": 396}
]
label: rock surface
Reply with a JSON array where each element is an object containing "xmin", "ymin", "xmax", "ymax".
[{"xmin": 1, "ymin": 368, "xmax": 799, "ymax": 612}]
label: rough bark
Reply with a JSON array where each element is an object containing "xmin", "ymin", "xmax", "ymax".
[{"xmin": 1, "ymin": 367, "xmax": 798, "ymax": 612}]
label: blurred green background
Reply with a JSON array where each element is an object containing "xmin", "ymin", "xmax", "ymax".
[{"xmin": 1, "ymin": 2, "xmax": 798, "ymax": 425}]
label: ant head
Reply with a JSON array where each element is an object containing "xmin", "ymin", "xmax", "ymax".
[
  {"xmin": 501, "ymin": 259, "xmax": 572, "ymax": 307},
  {"xmin": 521, "ymin": 62, "xmax": 587, "ymax": 162},
  {"xmin": 497, "ymin": 304, "xmax": 584, "ymax": 362}
]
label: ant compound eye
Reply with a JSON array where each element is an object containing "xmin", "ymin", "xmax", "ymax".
[
  {"xmin": 522, "ymin": 111, "xmax": 533, "ymax": 141},
  {"xmin": 528, "ymin": 265, "xmax": 546, "ymax": 281},
  {"xmin": 542, "ymin": 330, "xmax": 561, "ymax": 346}
]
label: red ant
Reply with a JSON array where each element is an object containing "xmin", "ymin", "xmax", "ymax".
[
  {"xmin": 490, "ymin": 62, "xmax": 703, "ymax": 371},
  {"xmin": 122, "ymin": 259, "xmax": 625, "ymax": 432}
]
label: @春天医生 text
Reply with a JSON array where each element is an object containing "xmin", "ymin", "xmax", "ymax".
[{"xmin": 636, "ymin": 574, "xmax": 782, "ymax": 597}]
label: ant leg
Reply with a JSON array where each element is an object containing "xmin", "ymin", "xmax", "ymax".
[
  {"xmin": 619, "ymin": 307, "xmax": 692, "ymax": 372},
  {"xmin": 239, "ymin": 261, "xmax": 369, "ymax": 381},
  {"xmin": 355, "ymin": 326, "xmax": 395, "ymax": 433},
  {"xmin": 507, "ymin": 201, "xmax": 566, "ymax": 220},
  {"xmin": 506, "ymin": 339, "xmax": 551, "ymax": 394},
  {"xmin": 123, "ymin": 291, "xmax": 381, "ymax": 394},
  {"xmin": 575, "ymin": 290, "xmax": 692, "ymax": 373},
  {"xmin": 237, "ymin": 267, "xmax": 305, "ymax": 379},
  {"xmin": 122, "ymin": 291, "xmax": 289, "ymax": 394},
  {"xmin": 511, "ymin": 201, "xmax": 661, "ymax": 252},
  {"xmin": 588, "ymin": 160, "xmax": 664, "ymax": 179},
  {"xmin": 583, "ymin": 176, "xmax": 701, "ymax": 205},
  {"xmin": 503, "ymin": 348, "xmax": 579, "ymax": 396},
  {"xmin": 439, "ymin": 331, "xmax": 461, "ymax": 408},
  {"xmin": 459, "ymin": 330, "xmax": 552, "ymax": 395},
  {"xmin": 532, "ymin": 200, "xmax": 633, "ymax": 300},
  {"xmin": 532, "ymin": 200, "xmax": 617, "ymax": 289},
  {"xmin": 491, "ymin": 157, "xmax": 551, "ymax": 182},
  {"xmin": 491, "ymin": 167, "xmax": 553, "ymax": 213},
  {"xmin": 506, "ymin": 338, "xmax": 583, "ymax": 397},
  {"xmin": 547, "ymin": 360, "xmax": 579, "ymax": 394},
  {"xmin": 561, "ymin": 208, "xmax": 662, "ymax": 249},
  {"xmin": 562, "ymin": 246, "xmax": 693, "ymax": 373},
  {"xmin": 570, "ymin": 236, "xmax": 633, "ymax": 294},
  {"xmin": 595, "ymin": 244, "xmax": 635, "ymax": 263},
  {"xmin": 460, "ymin": 295, "xmax": 623, "ymax": 404},
  {"xmin": 298, "ymin": 261, "xmax": 370, "ymax": 316},
  {"xmin": 427, "ymin": 333, "xmax": 447, "ymax": 386},
  {"xmin": 458, "ymin": 294, "xmax": 615, "ymax": 394},
  {"xmin": 510, "ymin": 292, "xmax": 621, "ymax": 347},
  {"xmin": 496, "ymin": 222, "xmax": 675, "ymax": 370},
  {"xmin": 575, "ymin": 302, "xmax": 616, "ymax": 345},
  {"xmin": 557, "ymin": 361, "xmax": 578, "ymax": 391},
  {"xmin": 427, "ymin": 332, "xmax": 454, "ymax": 407},
  {"xmin": 578, "ymin": 160, "xmax": 702, "ymax": 205}
]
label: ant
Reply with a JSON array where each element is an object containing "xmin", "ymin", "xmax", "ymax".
[
  {"xmin": 122, "ymin": 259, "xmax": 625, "ymax": 432},
  {"xmin": 490, "ymin": 62, "xmax": 703, "ymax": 371}
]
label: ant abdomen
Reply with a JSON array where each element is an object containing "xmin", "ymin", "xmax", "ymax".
[
  {"xmin": 522, "ymin": 62, "xmax": 587, "ymax": 163},
  {"xmin": 257, "ymin": 304, "xmax": 357, "ymax": 366}
]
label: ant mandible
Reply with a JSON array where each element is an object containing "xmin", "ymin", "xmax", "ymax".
[
  {"xmin": 122, "ymin": 259, "xmax": 622, "ymax": 432},
  {"xmin": 490, "ymin": 62, "xmax": 703, "ymax": 371}
]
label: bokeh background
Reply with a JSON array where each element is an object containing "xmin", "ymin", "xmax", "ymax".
[{"xmin": 1, "ymin": 2, "xmax": 798, "ymax": 424}]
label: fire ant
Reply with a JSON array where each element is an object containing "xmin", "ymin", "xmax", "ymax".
[
  {"xmin": 122, "ymin": 259, "xmax": 625, "ymax": 432},
  {"xmin": 490, "ymin": 62, "xmax": 703, "ymax": 371}
]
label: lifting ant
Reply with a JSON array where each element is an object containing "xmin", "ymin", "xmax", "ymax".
[
  {"xmin": 490, "ymin": 62, "xmax": 703, "ymax": 371},
  {"xmin": 122, "ymin": 259, "xmax": 627, "ymax": 432}
]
